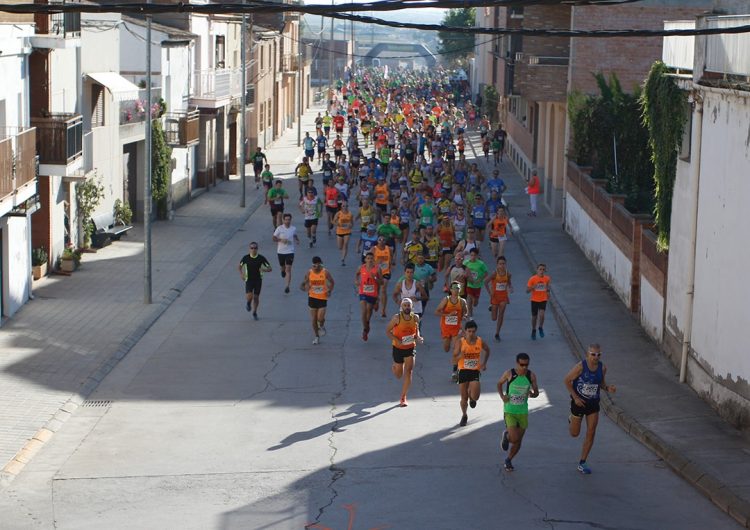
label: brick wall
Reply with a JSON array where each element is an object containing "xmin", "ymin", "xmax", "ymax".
[
  {"xmin": 514, "ymin": 5, "xmax": 570, "ymax": 102},
  {"xmin": 570, "ymin": 4, "xmax": 712, "ymax": 94}
]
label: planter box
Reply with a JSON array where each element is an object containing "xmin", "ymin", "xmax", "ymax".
[
  {"xmin": 32, "ymin": 263, "xmax": 47, "ymax": 280},
  {"xmin": 60, "ymin": 258, "xmax": 76, "ymax": 273}
]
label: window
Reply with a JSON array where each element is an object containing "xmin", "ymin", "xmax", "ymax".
[
  {"xmin": 215, "ymin": 35, "xmax": 225, "ymax": 68},
  {"xmin": 259, "ymin": 102, "xmax": 265, "ymax": 131},
  {"xmin": 91, "ymin": 84, "xmax": 104, "ymax": 127},
  {"xmin": 267, "ymin": 99, "xmax": 272, "ymax": 127}
]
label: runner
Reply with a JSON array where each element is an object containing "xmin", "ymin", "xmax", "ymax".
[
  {"xmin": 322, "ymin": 111, "xmax": 333, "ymax": 138},
  {"xmin": 321, "ymin": 153, "xmax": 336, "ymax": 186},
  {"xmin": 497, "ymin": 353, "xmax": 540, "ymax": 471},
  {"xmin": 393, "ymin": 263, "xmax": 428, "ymax": 318},
  {"xmin": 437, "ymin": 215, "xmax": 456, "ymax": 273},
  {"xmin": 316, "ymin": 130, "xmax": 328, "ymax": 165},
  {"xmin": 300, "ymin": 256, "xmax": 335, "ymax": 345},
  {"xmin": 452, "ymin": 320, "xmax": 490, "ymax": 426},
  {"xmin": 385, "ymin": 297, "xmax": 423, "ymax": 407},
  {"xmin": 260, "ymin": 164, "xmax": 274, "ymax": 202},
  {"xmin": 357, "ymin": 223, "xmax": 379, "ymax": 261},
  {"xmin": 373, "ymin": 236, "xmax": 393, "ymax": 317},
  {"xmin": 484, "ymin": 256, "xmax": 513, "ymax": 341},
  {"xmin": 238, "ymin": 242, "xmax": 272, "ymax": 320},
  {"xmin": 526, "ymin": 263, "xmax": 551, "ymax": 340},
  {"xmin": 488, "ymin": 206, "xmax": 511, "ymax": 258},
  {"xmin": 300, "ymin": 187, "xmax": 323, "ymax": 248},
  {"xmin": 303, "ymin": 131, "xmax": 315, "ymax": 162},
  {"xmin": 324, "ymin": 180, "xmax": 341, "ymax": 235},
  {"xmin": 272, "ymin": 213, "xmax": 300, "ymax": 293},
  {"xmin": 435, "ymin": 281, "xmax": 469, "ymax": 382},
  {"xmin": 463, "ymin": 247, "xmax": 489, "ymax": 317},
  {"xmin": 252, "ymin": 147, "xmax": 267, "ymax": 188},
  {"xmin": 564, "ymin": 343, "xmax": 617, "ymax": 474},
  {"xmin": 333, "ymin": 200, "xmax": 353, "ymax": 265},
  {"xmin": 355, "ymin": 252, "xmax": 383, "ymax": 341},
  {"xmin": 295, "ymin": 157, "xmax": 313, "ymax": 198},
  {"xmin": 267, "ymin": 180, "xmax": 289, "ymax": 228}
]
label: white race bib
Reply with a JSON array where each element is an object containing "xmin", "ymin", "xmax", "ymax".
[
  {"xmin": 463, "ymin": 358, "xmax": 479, "ymax": 369},
  {"xmin": 445, "ymin": 314, "xmax": 459, "ymax": 326},
  {"xmin": 401, "ymin": 334, "xmax": 415, "ymax": 345},
  {"xmin": 495, "ymin": 282, "xmax": 507, "ymax": 292},
  {"xmin": 363, "ymin": 284, "xmax": 376, "ymax": 294},
  {"xmin": 311, "ymin": 285, "xmax": 325, "ymax": 294},
  {"xmin": 535, "ymin": 282, "xmax": 546, "ymax": 291}
]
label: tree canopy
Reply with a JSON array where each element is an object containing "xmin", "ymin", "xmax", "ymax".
[{"xmin": 437, "ymin": 8, "xmax": 475, "ymax": 65}]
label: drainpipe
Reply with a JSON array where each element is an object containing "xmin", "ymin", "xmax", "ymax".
[{"xmin": 679, "ymin": 89, "xmax": 703, "ymax": 383}]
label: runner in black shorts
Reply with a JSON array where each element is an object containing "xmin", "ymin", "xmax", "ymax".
[
  {"xmin": 238, "ymin": 242, "xmax": 272, "ymax": 320},
  {"xmin": 452, "ymin": 320, "xmax": 490, "ymax": 426}
]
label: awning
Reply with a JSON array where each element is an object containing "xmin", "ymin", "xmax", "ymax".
[{"xmin": 86, "ymin": 72, "xmax": 140, "ymax": 101}]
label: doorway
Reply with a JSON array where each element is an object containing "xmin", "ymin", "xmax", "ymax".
[{"xmin": 123, "ymin": 142, "xmax": 138, "ymax": 221}]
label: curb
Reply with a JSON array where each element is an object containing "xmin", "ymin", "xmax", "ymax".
[
  {"xmin": 0, "ymin": 189, "xmax": 264, "ymax": 491},
  {"xmin": 513, "ymin": 214, "xmax": 750, "ymax": 528}
]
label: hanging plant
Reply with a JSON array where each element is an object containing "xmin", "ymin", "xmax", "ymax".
[{"xmin": 640, "ymin": 61, "xmax": 689, "ymax": 251}]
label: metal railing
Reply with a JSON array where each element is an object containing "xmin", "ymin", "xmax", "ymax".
[
  {"xmin": 0, "ymin": 128, "xmax": 38, "ymax": 200},
  {"xmin": 282, "ymin": 54, "xmax": 300, "ymax": 72},
  {"xmin": 34, "ymin": 2, "xmax": 81, "ymax": 38},
  {"xmin": 192, "ymin": 68, "xmax": 243, "ymax": 101},
  {"xmin": 705, "ymin": 15, "xmax": 750, "ymax": 76},
  {"xmin": 31, "ymin": 113, "xmax": 83, "ymax": 165},
  {"xmin": 119, "ymin": 88, "xmax": 162, "ymax": 126},
  {"xmin": 163, "ymin": 110, "xmax": 200, "ymax": 146}
]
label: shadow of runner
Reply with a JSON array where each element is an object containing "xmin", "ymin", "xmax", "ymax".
[{"xmin": 268, "ymin": 402, "xmax": 400, "ymax": 451}]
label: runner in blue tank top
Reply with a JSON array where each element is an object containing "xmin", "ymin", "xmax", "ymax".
[{"xmin": 564, "ymin": 343, "xmax": 617, "ymax": 475}]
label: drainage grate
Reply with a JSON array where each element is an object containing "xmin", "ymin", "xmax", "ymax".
[{"xmin": 82, "ymin": 400, "xmax": 112, "ymax": 408}]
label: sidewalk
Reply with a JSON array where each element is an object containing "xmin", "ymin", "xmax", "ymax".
[
  {"xmin": 0, "ymin": 105, "xmax": 324, "ymax": 487},
  {"xmin": 465, "ymin": 129, "xmax": 750, "ymax": 527}
]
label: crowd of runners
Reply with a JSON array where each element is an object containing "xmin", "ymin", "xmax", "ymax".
[{"xmin": 239, "ymin": 67, "xmax": 616, "ymax": 475}]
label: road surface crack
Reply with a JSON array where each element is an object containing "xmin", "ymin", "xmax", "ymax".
[{"xmin": 234, "ymin": 323, "xmax": 284, "ymax": 405}]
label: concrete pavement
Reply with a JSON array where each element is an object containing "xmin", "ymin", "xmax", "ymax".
[
  {"xmin": 0, "ymin": 105, "xmax": 745, "ymax": 529},
  {"xmin": 464, "ymin": 128, "xmax": 750, "ymax": 527}
]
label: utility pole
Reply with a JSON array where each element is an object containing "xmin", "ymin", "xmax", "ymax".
[
  {"xmin": 240, "ymin": 5, "xmax": 247, "ymax": 207},
  {"xmin": 297, "ymin": 20, "xmax": 302, "ymax": 147},
  {"xmin": 328, "ymin": 6, "xmax": 333, "ymax": 106},
  {"xmin": 144, "ymin": 2, "xmax": 152, "ymax": 304}
]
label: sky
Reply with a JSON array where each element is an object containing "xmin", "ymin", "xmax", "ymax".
[{"xmin": 304, "ymin": 2, "xmax": 446, "ymax": 25}]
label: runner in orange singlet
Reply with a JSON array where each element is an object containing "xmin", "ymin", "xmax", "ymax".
[
  {"xmin": 372, "ymin": 237, "xmax": 393, "ymax": 318},
  {"xmin": 300, "ymin": 256, "xmax": 335, "ymax": 345},
  {"xmin": 484, "ymin": 256, "xmax": 513, "ymax": 341},
  {"xmin": 434, "ymin": 281, "xmax": 469, "ymax": 382},
  {"xmin": 355, "ymin": 252, "xmax": 382, "ymax": 341},
  {"xmin": 385, "ymin": 297, "xmax": 423, "ymax": 407},
  {"xmin": 452, "ymin": 320, "xmax": 490, "ymax": 426},
  {"xmin": 333, "ymin": 201, "xmax": 353, "ymax": 265}
]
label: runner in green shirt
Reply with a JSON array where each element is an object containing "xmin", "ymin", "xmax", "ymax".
[
  {"xmin": 462, "ymin": 248, "xmax": 488, "ymax": 316},
  {"xmin": 497, "ymin": 353, "xmax": 539, "ymax": 472},
  {"xmin": 266, "ymin": 180, "xmax": 289, "ymax": 228}
]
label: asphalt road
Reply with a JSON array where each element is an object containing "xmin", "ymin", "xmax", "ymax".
[{"xmin": 0, "ymin": 132, "xmax": 740, "ymax": 530}]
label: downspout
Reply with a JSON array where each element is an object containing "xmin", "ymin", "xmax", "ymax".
[{"xmin": 679, "ymin": 88, "xmax": 703, "ymax": 383}]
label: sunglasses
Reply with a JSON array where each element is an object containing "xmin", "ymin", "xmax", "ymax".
[
  {"xmin": 518, "ymin": 362, "xmax": 529, "ymax": 367},
  {"xmin": 588, "ymin": 352, "xmax": 602, "ymax": 357}
]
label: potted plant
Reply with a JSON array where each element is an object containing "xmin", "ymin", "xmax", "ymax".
[
  {"xmin": 31, "ymin": 247, "xmax": 48, "ymax": 280},
  {"xmin": 60, "ymin": 246, "xmax": 81, "ymax": 273},
  {"xmin": 113, "ymin": 199, "xmax": 133, "ymax": 226}
]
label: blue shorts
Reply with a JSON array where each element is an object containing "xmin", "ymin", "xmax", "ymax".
[{"xmin": 359, "ymin": 294, "xmax": 377, "ymax": 305}]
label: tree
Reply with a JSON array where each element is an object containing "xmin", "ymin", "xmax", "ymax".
[{"xmin": 437, "ymin": 8, "xmax": 475, "ymax": 66}]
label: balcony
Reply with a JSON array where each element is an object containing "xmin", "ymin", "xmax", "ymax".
[
  {"xmin": 164, "ymin": 110, "xmax": 200, "ymax": 147},
  {"xmin": 0, "ymin": 128, "xmax": 38, "ymax": 203},
  {"xmin": 30, "ymin": 2, "xmax": 81, "ymax": 49},
  {"xmin": 662, "ymin": 21, "xmax": 695, "ymax": 71},
  {"xmin": 282, "ymin": 54, "xmax": 300, "ymax": 73},
  {"xmin": 191, "ymin": 68, "xmax": 242, "ymax": 109},
  {"xmin": 119, "ymin": 88, "xmax": 162, "ymax": 126},
  {"xmin": 705, "ymin": 15, "xmax": 750, "ymax": 77},
  {"xmin": 31, "ymin": 113, "xmax": 83, "ymax": 173}
]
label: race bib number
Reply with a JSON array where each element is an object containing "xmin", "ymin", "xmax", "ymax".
[
  {"xmin": 445, "ymin": 314, "xmax": 459, "ymax": 326},
  {"xmin": 495, "ymin": 282, "xmax": 507, "ymax": 292},
  {"xmin": 463, "ymin": 358, "xmax": 479, "ymax": 369},
  {"xmin": 535, "ymin": 282, "xmax": 546, "ymax": 291},
  {"xmin": 577, "ymin": 383, "xmax": 599, "ymax": 398},
  {"xmin": 510, "ymin": 394, "xmax": 527, "ymax": 405},
  {"xmin": 363, "ymin": 284, "xmax": 376, "ymax": 294},
  {"xmin": 379, "ymin": 262, "xmax": 388, "ymax": 270},
  {"xmin": 401, "ymin": 334, "xmax": 415, "ymax": 345},
  {"xmin": 340, "ymin": 222, "xmax": 351, "ymax": 230},
  {"xmin": 311, "ymin": 285, "xmax": 325, "ymax": 294}
]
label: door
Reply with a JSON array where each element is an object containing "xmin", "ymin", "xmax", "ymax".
[
  {"xmin": 123, "ymin": 143, "xmax": 138, "ymax": 221},
  {"xmin": 229, "ymin": 120, "xmax": 237, "ymax": 175}
]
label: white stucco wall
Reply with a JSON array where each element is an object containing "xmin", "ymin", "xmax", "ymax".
[
  {"xmin": 162, "ymin": 44, "xmax": 192, "ymax": 113},
  {"xmin": 190, "ymin": 16, "xmax": 210, "ymax": 71},
  {"xmin": 665, "ymin": 89, "xmax": 750, "ymax": 419},
  {"xmin": 49, "ymin": 47, "xmax": 80, "ymax": 113},
  {"xmin": 81, "ymin": 13, "xmax": 121, "ymax": 74},
  {"xmin": 564, "ymin": 193, "xmax": 633, "ymax": 307},
  {"xmin": 120, "ymin": 21, "xmax": 163, "ymax": 79},
  {"xmin": 1, "ymin": 215, "xmax": 31, "ymax": 318},
  {"xmin": 639, "ymin": 275, "xmax": 663, "ymax": 342}
]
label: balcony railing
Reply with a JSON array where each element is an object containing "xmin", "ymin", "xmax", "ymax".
[
  {"xmin": 662, "ymin": 20, "xmax": 695, "ymax": 71},
  {"xmin": 164, "ymin": 110, "xmax": 200, "ymax": 146},
  {"xmin": 705, "ymin": 15, "xmax": 750, "ymax": 77},
  {"xmin": 34, "ymin": 2, "xmax": 81, "ymax": 38},
  {"xmin": 0, "ymin": 128, "xmax": 38, "ymax": 200},
  {"xmin": 192, "ymin": 68, "xmax": 242, "ymax": 101},
  {"xmin": 119, "ymin": 88, "xmax": 162, "ymax": 126},
  {"xmin": 31, "ymin": 113, "xmax": 82, "ymax": 165},
  {"xmin": 282, "ymin": 54, "xmax": 300, "ymax": 72}
]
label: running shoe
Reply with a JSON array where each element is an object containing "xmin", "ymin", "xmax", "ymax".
[
  {"xmin": 281, "ymin": 270, "xmax": 286, "ymax": 278},
  {"xmin": 578, "ymin": 462, "xmax": 592, "ymax": 475},
  {"xmin": 362, "ymin": 329, "xmax": 368, "ymax": 341},
  {"xmin": 318, "ymin": 324, "xmax": 326, "ymax": 336},
  {"xmin": 313, "ymin": 236, "xmax": 317, "ymax": 244},
  {"xmin": 504, "ymin": 458, "xmax": 514, "ymax": 472},
  {"xmin": 469, "ymin": 399, "xmax": 477, "ymax": 409},
  {"xmin": 451, "ymin": 371, "xmax": 458, "ymax": 383},
  {"xmin": 312, "ymin": 336, "xmax": 320, "ymax": 345},
  {"xmin": 253, "ymin": 312, "xmax": 259, "ymax": 321},
  {"xmin": 284, "ymin": 286, "xmax": 290, "ymax": 294},
  {"xmin": 246, "ymin": 301, "xmax": 251, "ymax": 312},
  {"xmin": 309, "ymin": 241, "xmax": 313, "ymax": 248},
  {"xmin": 399, "ymin": 395, "xmax": 408, "ymax": 407},
  {"xmin": 531, "ymin": 330, "xmax": 536, "ymax": 340},
  {"xmin": 494, "ymin": 333, "xmax": 500, "ymax": 342},
  {"xmin": 538, "ymin": 327, "xmax": 545, "ymax": 338},
  {"xmin": 341, "ymin": 259, "xmax": 346, "ymax": 266},
  {"xmin": 459, "ymin": 414, "xmax": 468, "ymax": 427},
  {"xmin": 501, "ymin": 430, "xmax": 509, "ymax": 451}
]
